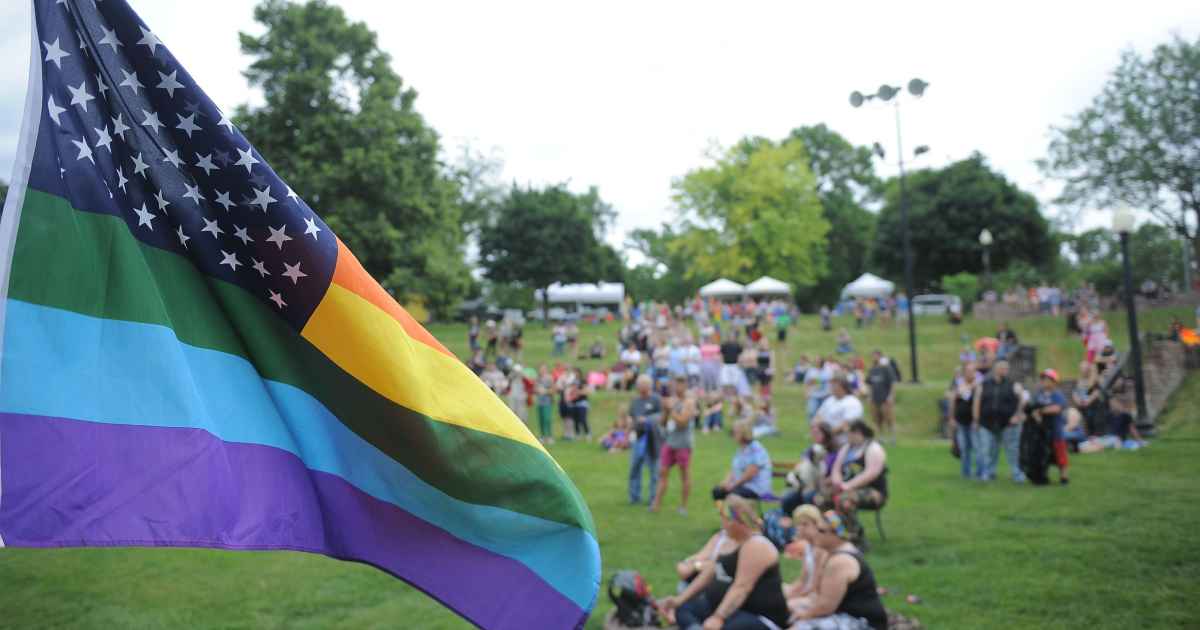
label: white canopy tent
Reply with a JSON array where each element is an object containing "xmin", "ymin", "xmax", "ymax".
[
  {"xmin": 698, "ymin": 278, "xmax": 745, "ymax": 299},
  {"xmin": 745, "ymin": 276, "xmax": 792, "ymax": 296},
  {"xmin": 841, "ymin": 273, "xmax": 895, "ymax": 299},
  {"xmin": 534, "ymin": 282, "xmax": 625, "ymax": 305}
]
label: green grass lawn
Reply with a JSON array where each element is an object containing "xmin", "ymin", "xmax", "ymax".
[{"xmin": 2, "ymin": 308, "xmax": 1198, "ymax": 629}]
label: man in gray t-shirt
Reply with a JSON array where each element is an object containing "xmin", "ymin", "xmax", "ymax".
[
  {"xmin": 651, "ymin": 376, "xmax": 697, "ymax": 514},
  {"xmin": 628, "ymin": 375, "xmax": 663, "ymax": 504}
]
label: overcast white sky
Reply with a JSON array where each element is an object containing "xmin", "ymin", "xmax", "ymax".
[{"xmin": 1, "ymin": 1, "xmax": 1197, "ymax": 254}]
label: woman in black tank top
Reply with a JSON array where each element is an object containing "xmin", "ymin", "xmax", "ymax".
[
  {"xmin": 661, "ymin": 495, "xmax": 790, "ymax": 629},
  {"xmin": 789, "ymin": 511, "xmax": 887, "ymax": 630}
]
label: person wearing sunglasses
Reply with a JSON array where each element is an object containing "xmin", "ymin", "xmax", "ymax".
[
  {"xmin": 788, "ymin": 511, "xmax": 887, "ymax": 630},
  {"xmin": 659, "ymin": 495, "xmax": 790, "ymax": 629}
]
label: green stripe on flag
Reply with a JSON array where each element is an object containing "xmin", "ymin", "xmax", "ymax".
[{"xmin": 7, "ymin": 188, "xmax": 594, "ymax": 535}]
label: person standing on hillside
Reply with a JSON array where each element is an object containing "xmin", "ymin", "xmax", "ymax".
[
  {"xmin": 628, "ymin": 375, "xmax": 664, "ymax": 505},
  {"xmin": 866, "ymin": 352, "xmax": 897, "ymax": 445},
  {"xmin": 651, "ymin": 376, "xmax": 697, "ymax": 515},
  {"xmin": 972, "ymin": 360, "xmax": 1026, "ymax": 483}
]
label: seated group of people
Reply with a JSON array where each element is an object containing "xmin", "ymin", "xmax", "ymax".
[{"xmin": 660, "ymin": 494, "xmax": 888, "ymax": 630}]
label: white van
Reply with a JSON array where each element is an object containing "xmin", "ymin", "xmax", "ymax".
[{"xmin": 911, "ymin": 294, "xmax": 962, "ymax": 316}]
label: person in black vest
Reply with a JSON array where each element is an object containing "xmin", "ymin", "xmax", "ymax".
[
  {"xmin": 660, "ymin": 494, "xmax": 791, "ymax": 630},
  {"xmin": 787, "ymin": 510, "xmax": 887, "ymax": 630},
  {"xmin": 972, "ymin": 360, "xmax": 1027, "ymax": 482}
]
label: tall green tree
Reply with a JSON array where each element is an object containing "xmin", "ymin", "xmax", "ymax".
[
  {"xmin": 0, "ymin": 180, "xmax": 7, "ymax": 209},
  {"xmin": 236, "ymin": 0, "xmax": 470, "ymax": 318},
  {"xmin": 671, "ymin": 137, "xmax": 829, "ymax": 288},
  {"xmin": 478, "ymin": 184, "xmax": 622, "ymax": 322},
  {"xmin": 788, "ymin": 125, "xmax": 881, "ymax": 307},
  {"xmin": 624, "ymin": 226, "xmax": 702, "ymax": 304},
  {"xmin": 1040, "ymin": 35, "xmax": 1200, "ymax": 264},
  {"xmin": 873, "ymin": 153, "xmax": 1053, "ymax": 290}
]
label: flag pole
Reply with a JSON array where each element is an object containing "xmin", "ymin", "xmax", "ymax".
[{"xmin": 0, "ymin": 0, "xmax": 44, "ymax": 547}]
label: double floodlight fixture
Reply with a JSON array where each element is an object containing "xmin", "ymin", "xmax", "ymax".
[{"xmin": 849, "ymin": 78, "xmax": 929, "ymax": 108}]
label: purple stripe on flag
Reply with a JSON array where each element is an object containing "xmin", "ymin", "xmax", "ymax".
[{"xmin": 0, "ymin": 412, "xmax": 588, "ymax": 630}]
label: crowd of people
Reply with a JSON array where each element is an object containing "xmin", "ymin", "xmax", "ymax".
[
  {"xmin": 461, "ymin": 288, "xmax": 1179, "ymax": 629},
  {"xmin": 944, "ymin": 312, "xmax": 1150, "ymax": 488}
]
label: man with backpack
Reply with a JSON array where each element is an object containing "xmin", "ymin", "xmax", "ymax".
[{"xmin": 972, "ymin": 360, "xmax": 1027, "ymax": 483}]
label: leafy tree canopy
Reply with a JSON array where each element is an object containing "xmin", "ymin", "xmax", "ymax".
[
  {"xmin": 787, "ymin": 125, "xmax": 881, "ymax": 308},
  {"xmin": 478, "ymin": 184, "xmax": 622, "ymax": 319},
  {"xmin": 873, "ymin": 153, "xmax": 1053, "ymax": 290},
  {"xmin": 1040, "ymin": 34, "xmax": 1200, "ymax": 262},
  {"xmin": 236, "ymin": 0, "xmax": 469, "ymax": 317},
  {"xmin": 670, "ymin": 137, "xmax": 829, "ymax": 289}
]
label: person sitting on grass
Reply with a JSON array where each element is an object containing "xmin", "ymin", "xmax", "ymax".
[
  {"xmin": 783, "ymin": 505, "xmax": 829, "ymax": 619},
  {"xmin": 713, "ymin": 421, "xmax": 774, "ymax": 501},
  {"xmin": 702, "ymin": 390, "xmax": 725, "ymax": 434},
  {"xmin": 835, "ymin": 329, "xmax": 854, "ymax": 355},
  {"xmin": 602, "ymin": 411, "xmax": 633, "ymax": 452},
  {"xmin": 1079, "ymin": 394, "xmax": 1148, "ymax": 453},
  {"xmin": 674, "ymin": 522, "xmax": 740, "ymax": 592},
  {"xmin": 814, "ymin": 421, "xmax": 887, "ymax": 548},
  {"xmin": 780, "ymin": 422, "xmax": 837, "ymax": 517},
  {"xmin": 813, "ymin": 376, "xmax": 864, "ymax": 447},
  {"xmin": 787, "ymin": 511, "xmax": 888, "ymax": 630},
  {"xmin": 588, "ymin": 338, "xmax": 606, "ymax": 359},
  {"xmin": 659, "ymin": 495, "xmax": 791, "ymax": 630}
]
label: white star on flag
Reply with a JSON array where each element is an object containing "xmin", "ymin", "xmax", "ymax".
[
  {"xmin": 154, "ymin": 190, "xmax": 171, "ymax": 212},
  {"xmin": 131, "ymin": 153, "xmax": 150, "ymax": 178},
  {"xmin": 177, "ymin": 225, "xmax": 190, "ymax": 249},
  {"xmin": 176, "ymin": 113, "xmax": 202, "ymax": 138},
  {"xmin": 97, "ymin": 26, "xmax": 122, "ymax": 53},
  {"xmin": 47, "ymin": 96, "xmax": 66, "ymax": 126},
  {"xmin": 115, "ymin": 167, "xmax": 128, "ymax": 192},
  {"xmin": 137, "ymin": 25, "xmax": 164, "ymax": 54},
  {"xmin": 71, "ymin": 136, "xmax": 94, "ymax": 164},
  {"xmin": 183, "ymin": 182, "xmax": 205, "ymax": 205},
  {"xmin": 195, "ymin": 153, "xmax": 219, "ymax": 175},
  {"xmin": 233, "ymin": 225, "xmax": 253, "ymax": 245},
  {"xmin": 140, "ymin": 108, "xmax": 164, "ymax": 134},
  {"xmin": 156, "ymin": 70, "xmax": 184, "ymax": 98},
  {"xmin": 217, "ymin": 112, "xmax": 235, "ymax": 133},
  {"xmin": 252, "ymin": 258, "xmax": 270, "ymax": 277},
  {"xmin": 200, "ymin": 217, "xmax": 223, "ymax": 238},
  {"xmin": 303, "ymin": 217, "xmax": 322, "ymax": 240},
  {"xmin": 282, "ymin": 261, "xmax": 308, "ymax": 284},
  {"xmin": 219, "ymin": 250, "xmax": 242, "ymax": 271},
  {"xmin": 133, "ymin": 203, "xmax": 156, "ymax": 230},
  {"xmin": 93, "ymin": 125, "xmax": 112, "ymax": 152},
  {"xmin": 214, "ymin": 190, "xmax": 234, "ymax": 211},
  {"xmin": 162, "ymin": 149, "xmax": 184, "ymax": 169},
  {"xmin": 95, "ymin": 72, "xmax": 110, "ymax": 98},
  {"xmin": 250, "ymin": 186, "xmax": 276, "ymax": 212},
  {"xmin": 67, "ymin": 82, "xmax": 95, "ymax": 112},
  {"xmin": 266, "ymin": 224, "xmax": 292, "ymax": 250},
  {"xmin": 118, "ymin": 68, "xmax": 144, "ymax": 94},
  {"xmin": 268, "ymin": 290, "xmax": 287, "ymax": 309},
  {"xmin": 234, "ymin": 147, "xmax": 259, "ymax": 173},
  {"xmin": 111, "ymin": 113, "xmax": 131, "ymax": 139},
  {"xmin": 43, "ymin": 37, "xmax": 70, "ymax": 69}
]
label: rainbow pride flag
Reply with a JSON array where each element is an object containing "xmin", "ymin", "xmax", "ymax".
[{"xmin": 0, "ymin": 2, "xmax": 599, "ymax": 628}]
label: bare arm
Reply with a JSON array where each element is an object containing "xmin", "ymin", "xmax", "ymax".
[
  {"xmin": 791, "ymin": 554, "xmax": 856, "ymax": 620},
  {"xmin": 972, "ymin": 384, "xmax": 982, "ymax": 425},
  {"xmin": 843, "ymin": 443, "xmax": 886, "ymax": 492},
  {"xmin": 829, "ymin": 445, "xmax": 849, "ymax": 486},
  {"xmin": 711, "ymin": 538, "xmax": 777, "ymax": 623}
]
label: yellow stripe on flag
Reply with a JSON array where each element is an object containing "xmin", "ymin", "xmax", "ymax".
[{"xmin": 301, "ymin": 283, "xmax": 548, "ymax": 453}]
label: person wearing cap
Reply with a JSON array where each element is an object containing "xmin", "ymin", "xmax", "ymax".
[
  {"xmin": 652, "ymin": 376, "xmax": 697, "ymax": 515},
  {"xmin": 1030, "ymin": 368, "xmax": 1071, "ymax": 485},
  {"xmin": 972, "ymin": 360, "xmax": 1026, "ymax": 482},
  {"xmin": 787, "ymin": 511, "xmax": 887, "ymax": 629},
  {"xmin": 659, "ymin": 495, "xmax": 791, "ymax": 630}
]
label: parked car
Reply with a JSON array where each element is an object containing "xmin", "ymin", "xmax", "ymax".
[
  {"xmin": 911, "ymin": 294, "xmax": 962, "ymax": 316},
  {"xmin": 526, "ymin": 307, "xmax": 568, "ymax": 322},
  {"xmin": 501, "ymin": 309, "xmax": 526, "ymax": 327}
]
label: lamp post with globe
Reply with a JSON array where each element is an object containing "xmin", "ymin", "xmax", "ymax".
[
  {"xmin": 1113, "ymin": 208, "xmax": 1149, "ymax": 421},
  {"xmin": 850, "ymin": 78, "xmax": 928, "ymax": 383}
]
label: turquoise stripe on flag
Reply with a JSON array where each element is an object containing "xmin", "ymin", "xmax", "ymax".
[{"xmin": 0, "ymin": 298, "xmax": 599, "ymax": 610}]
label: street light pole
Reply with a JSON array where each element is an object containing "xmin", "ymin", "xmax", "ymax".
[
  {"xmin": 851, "ymin": 79, "xmax": 928, "ymax": 383},
  {"xmin": 979, "ymin": 228, "xmax": 994, "ymax": 293},
  {"xmin": 1114, "ymin": 209, "xmax": 1149, "ymax": 421}
]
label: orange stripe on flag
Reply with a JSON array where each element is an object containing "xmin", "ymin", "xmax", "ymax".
[{"xmin": 330, "ymin": 238, "xmax": 453, "ymax": 358}]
